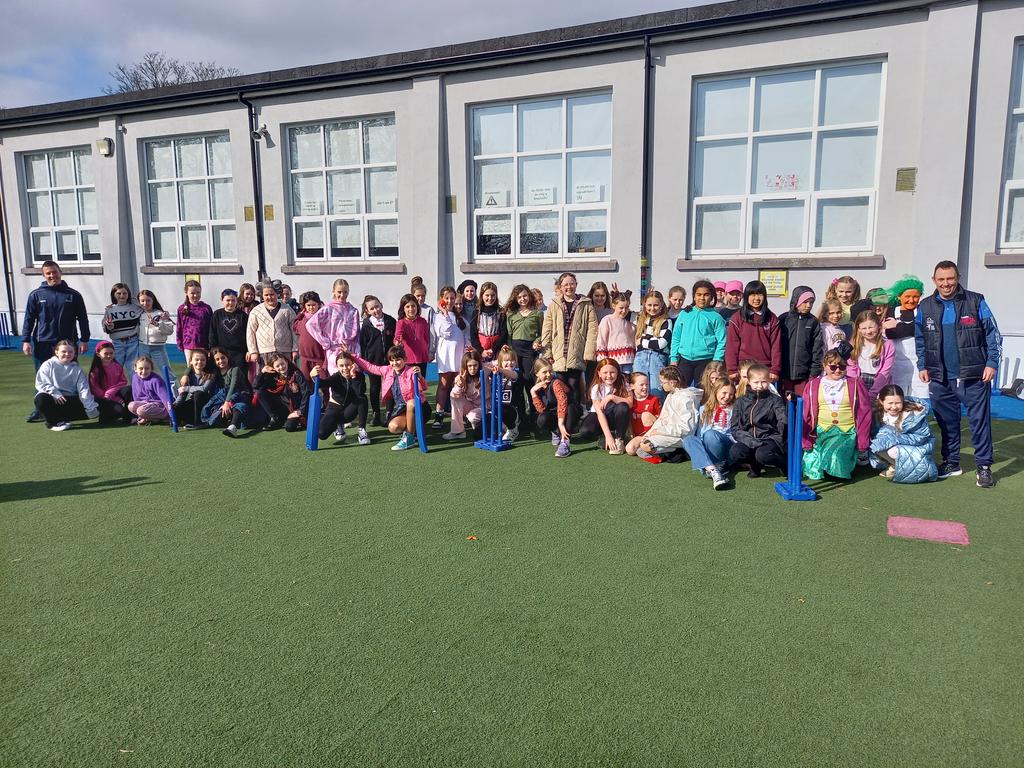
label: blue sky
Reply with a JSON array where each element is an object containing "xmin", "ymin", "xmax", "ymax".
[{"xmin": 1, "ymin": 0, "xmax": 707, "ymax": 109}]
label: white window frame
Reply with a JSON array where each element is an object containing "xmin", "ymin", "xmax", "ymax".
[
  {"xmin": 689, "ymin": 60, "xmax": 886, "ymax": 257},
  {"xmin": 144, "ymin": 133, "xmax": 235, "ymax": 264},
  {"xmin": 287, "ymin": 115, "xmax": 399, "ymax": 262},
  {"xmin": 470, "ymin": 91, "xmax": 612, "ymax": 262},
  {"xmin": 1000, "ymin": 42, "xmax": 1024, "ymax": 249},
  {"xmin": 23, "ymin": 147, "xmax": 100, "ymax": 264}
]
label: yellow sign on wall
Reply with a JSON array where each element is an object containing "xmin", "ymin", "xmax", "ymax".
[
  {"xmin": 185, "ymin": 274, "xmax": 200, "ymax": 284},
  {"xmin": 759, "ymin": 269, "xmax": 788, "ymax": 297}
]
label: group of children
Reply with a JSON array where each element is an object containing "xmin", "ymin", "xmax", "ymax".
[{"xmin": 32, "ymin": 272, "xmax": 939, "ymax": 488}]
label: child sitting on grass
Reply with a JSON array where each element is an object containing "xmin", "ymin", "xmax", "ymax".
[
  {"xmin": 869, "ymin": 384, "xmax": 938, "ymax": 483},
  {"xmin": 683, "ymin": 381, "xmax": 737, "ymax": 489},
  {"xmin": 34, "ymin": 340, "xmax": 99, "ymax": 431},
  {"xmin": 579, "ymin": 358, "xmax": 634, "ymax": 454},
  {"xmin": 629, "ymin": 372, "xmax": 662, "ymax": 440},
  {"xmin": 444, "ymin": 349, "xmax": 482, "ymax": 441},
  {"xmin": 628, "ymin": 366, "xmax": 700, "ymax": 462},
  {"xmin": 88, "ymin": 340, "xmax": 132, "ymax": 424},
  {"xmin": 128, "ymin": 356, "xmax": 170, "ymax": 425},
  {"xmin": 203, "ymin": 347, "xmax": 252, "ymax": 437},
  {"xmin": 175, "ymin": 348, "xmax": 219, "ymax": 429},
  {"xmin": 801, "ymin": 350, "xmax": 872, "ymax": 481},
  {"xmin": 729, "ymin": 363, "xmax": 787, "ymax": 478},
  {"xmin": 254, "ymin": 352, "xmax": 308, "ymax": 433}
]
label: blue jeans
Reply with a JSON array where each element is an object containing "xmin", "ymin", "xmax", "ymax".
[
  {"xmin": 113, "ymin": 336, "xmax": 139, "ymax": 370},
  {"xmin": 139, "ymin": 343, "xmax": 172, "ymax": 376},
  {"xmin": 929, "ymin": 377, "xmax": 992, "ymax": 467},
  {"xmin": 633, "ymin": 348, "xmax": 668, "ymax": 400},
  {"xmin": 683, "ymin": 429, "xmax": 734, "ymax": 471}
]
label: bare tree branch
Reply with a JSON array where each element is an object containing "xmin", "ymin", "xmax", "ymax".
[{"xmin": 103, "ymin": 51, "xmax": 241, "ymax": 94}]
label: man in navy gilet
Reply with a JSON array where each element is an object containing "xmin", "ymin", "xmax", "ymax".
[{"xmin": 915, "ymin": 261, "xmax": 1001, "ymax": 488}]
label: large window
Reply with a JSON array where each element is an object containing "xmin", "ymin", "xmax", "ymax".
[
  {"xmin": 1001, "ymin": 44, "xmax": 1024, "ymax": 248},
  {"xmin": 471, "ymin": 92, "xmax": 612, "ymax": 260},
  {"xmin": 145, "ymin": 134, "xmax": 235, "ymax": 262},
  {"xmin": 288, "ymin": 116, "xmax": 399, "ymax": 261},
  {"xmin": 24, "ymin": 148, "xmax": 99, "ymax": 263},
  {"xmin": 690, "ymin": 61, "xmax": 884, "ymax": 255}
]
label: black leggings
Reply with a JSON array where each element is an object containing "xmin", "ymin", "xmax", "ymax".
[
  {"xmin": 318, "ymin": 400, "xmax": 368, "ymax": 439},
  {"xmin": 256, "ymin": 392, "xmax": 304, "ymax": 432},
  {"xmin": 34, "ymin": 393, "xmax": 88, "ymax": 427},
  {"xmin": 578, "ymin": 402, "xmax": 630, "ymax": 441},
  {"xmin": 96, "ymin": 385, "xmax": 133, "ymax": 424},
  {"xmin": 729, "ymin": 442, "xmax": 786, "ymax": 473},
  {"xmin": 367, "ymin": 373, "xmax": 383, "ymax": 416},
  {"xmin": 536, "ymin": 406, "xmax": 580, "ymax": 436},
  {"xmin": 676, "ymin": 357, "xmax": 711, "ymax": 387},
  {"xmin": 511, "ymin": 343, "xmax": 538, "ymax": 425},
  {"xmin": 173, "ymin": 393, "xmax": 212, "ymax": 427}
]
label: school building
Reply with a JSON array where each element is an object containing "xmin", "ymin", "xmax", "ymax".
[{"xmin": 1, "ymin": 0, "xmax": 1021, "ymax": 379}]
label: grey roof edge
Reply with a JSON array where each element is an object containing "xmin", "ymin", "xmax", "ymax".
[{"xmin": 0, "ymin": 0, "xmax": 914, "ymax": 127}]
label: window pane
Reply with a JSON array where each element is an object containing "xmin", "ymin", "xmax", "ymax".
[
  {"xmin": 1004, "ymin": 189, "xmax": 1024, "ymax": 244},
  {"xmin": 695, "ymin": 202, "xmax": 742, "ymax": 250},
  {"xmin": 754, "ymin": 71, "xmax": 814, "ymax": 131},
  {"xmin": 695, "ymin": 79, "xmax": 749, "ymax": 137},
  {"xmin": 25, "ymin": 154, "xmax": 49, "ymax": 188},
  {"xmin": 153, "ymin": 227, "xmax": 177, "ymax": 260},
  {"xmin": 147, "ymin": 141, "xmax": 175, "ymax": 179},
  {"xmin": 568, "ymin": 93, "xmax": 612, "ymax": 148},
  {"xmin": 78, "ymin": 189, "xmax": 97, "ymax": 225},
  {"xmin": 694, "ymin": 139, "xmax": 747, "ymax": 196},
  {"xmin": 50, "ymin": 151, "xmax": 75, "ymax": 187},
  {"xmin": 181, "ymin": 226, "xmax": 208, "ymax": 261},
  {"xmin": 816, "ymin": 129, "xmax": 877, "ymax": 190},
  {"xmin": 178, "ymin": 180, "xmax": 209, "ymax": 221},
  {"xmin": 28, "ymin": 192, "xmax": 52, "ymax": 227},
  {"xmin": 149, "ymin": 182, "xmax": 177, "ymax": 222},
  {"xmin": 328, "ymin": 170, "xmax": 363, "ymax": 214},
  {"xmin": 475, "ymin": 158, "xmax": 513, "ymax": 208},
  {"xmin": 175, "ymin": 138, "xmax": 205, "ymax": 177},
  {"xmin": 74, "ymin": 150, "xmax": 93, "ymax": 185},
  {"xmin": 751, "ymin": 200, "xmax": 804, "ymax": 249},
  {"xmin": 519, "ymin": 100, "xmax": 562, "ymax": 152},
  {"xmin": 568, "ymin": 150, "xmax": 610, "ymax": 203},
  {"xmin": 473, "ymin": 105, "xmax": 513, "ymax": 155},
  {"xmin": 520, "ymin": 211, "xmax": 559, "ymax": 255},
  {"xmin": 366, "ymin": 168, "xmax": 397, "ymax": 213},
  {"xmin": 207, "ymin": 135, "xmax": 232, "ymax": 175},
  {"xmin": 213, "ymin": 225, "xmax": 236, "ymax": 260},
  {"xmin": 519, "ymin": 155, "xmax": 562, "ymax": 206},
  {"xmin": 368, "ymin": 219, "xmax": 399, "ymax": 259},
  {"xmin": 752, "ymin": 135, "xmax": 811, "ymax": 192},
  {"xmin": 820, "ymin": 63, "xmax": 882, "ymax": 126},
  {"xmin": 327, "ymin": 121, "xmax": 360, "ymax": 166},
  {"xmin": 292, "ymin": 172, "xmax": 325, "ymax": 216},
  {"xmin": 53, "ymin": 190, "xmax": 78, "ymax": 226},
  {"xmin": 363, "ymin": 117, "xmax": 397, "ymax": 164},
  {"xmin": 476, "ymin": 214, "xmax": 511, "ymax": 255},
  {"xmin": 295, "ymin": 221, "xmax": 325, "ymax": 258},
  {"xmin": 210, "ymin": 179, "xmax": 234, "ymax": 220},
  {"xmin": 815, "ymin": 196, "xmax": 870, "ymax": 248},
  {"xmin": 56, "ymin": 231, "xmax": 78, "ymax": 261},
  {"xmin": 82, "ymin": 230, "xmax": 101, "ymax": 261},
  {"xmin": 290, "ymin": 126, "xmax": 323, "ymax": 170},
  {"xmin": 1009, "ymin": 116, "xmax": 1024, "ymax": 181},
  {"xmin": 568, "ymin": 210, "xmax": 607, "ymax": 253},
  {"xmin": 32, "ymin": 231, "xmax": 52, "ymax": 260},
  {"xmin": 330, "ymin": 220, "xmax": 362, "ymax": 258}
]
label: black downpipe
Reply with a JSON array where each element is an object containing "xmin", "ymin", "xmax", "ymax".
[
  {"xmin": 0, "ymin": 163, "xmax": 19, "ymax": 338},
  {"xmin": 238, "ymin": 93, "xmax": 268, "ymax": 280},
  {"xmin": 639, "ymin": 35, "xmax": 653, "ymax": 296}
]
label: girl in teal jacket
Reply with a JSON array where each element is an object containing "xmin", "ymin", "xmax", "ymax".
[{"xmin": 670, "ymin": 280, "xmax": 727, "ymax": 386}]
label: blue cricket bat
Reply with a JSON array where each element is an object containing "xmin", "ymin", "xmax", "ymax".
[
  {"xmin": 306, "ymin": 375, "xmax": 321, "ymax": 451},
  {"xmin": 162, "ymin": 364, "xmax": 178, "ymax": 433},
  {"xmin": 412, "ymin": 372, "xmax": 428, "ymax": 453}
]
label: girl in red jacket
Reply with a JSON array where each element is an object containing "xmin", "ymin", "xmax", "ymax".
[
  {"xmin": 802, "ymin": 349, "xmax": 872, "ymax": 480},
  {"xmin": 725, "ymin": 280, "xmax": 781, "ymax": 384}
]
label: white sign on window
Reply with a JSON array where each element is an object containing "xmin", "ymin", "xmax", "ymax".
[
  {"xmin": 373, "ymin": 196, "xmax": 397, "ymax": 210},
  {"xmin": 573, "ymin": 184, "xmax": 602, "ymax": 203},
  {"xmin": 303, "ymin": 201, "xmax": 323, "ymax": 216},
  {"xmin": 482, "ymin": 190, "xmax": 509, "ymax": 207},
  {"xmin": 528, "ymin": 187, "xmax": 555, "ymax": 205},
  {"xmin": 333, "ymin": 198, "xmax": 360, "ymax": 214}
]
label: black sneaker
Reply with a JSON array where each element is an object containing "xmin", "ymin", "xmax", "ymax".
[
  {"xmin": 430, "ymin": 412, "xmax": 445, "ymax": 430},
  {"xmin": 976, "ymin": 466, "xmax": 995, "ymax": 488},
  {"xmin": 26, "ymin": 410, "xmax": 43, "ymax": 423},
  {"xmin": 747, "ymin": 468, "xmax": 762, "ymax": 479},
  {"xmin": 937, "ymin": 462, "xmax": 963, "ymax": 479}
]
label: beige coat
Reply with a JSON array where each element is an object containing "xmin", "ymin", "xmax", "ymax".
[
  {"xmin": 541, "ymin": 295, "xmax": 598, "ymax": 371},
  {"xmin": 246, "ymin": 303, "xmax": 298, "ymax": 355}
]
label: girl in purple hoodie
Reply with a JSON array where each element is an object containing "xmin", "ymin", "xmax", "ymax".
[
  {"xmin": 176, "ymin": 280, "xmax": 213, "ymax": 363},
  {"xmin": 128, "ymin": 356, "xmax": 171, "ymax": 424}
]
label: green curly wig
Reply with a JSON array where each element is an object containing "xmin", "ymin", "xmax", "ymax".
[{"xmin": 885, "ymin": 275, "xmax": 924, "ymax": 305}]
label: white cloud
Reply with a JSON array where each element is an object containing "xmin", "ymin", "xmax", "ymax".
[{"xmin": 1, "ymin": 0, "xmax": 704, "ymax": 108}]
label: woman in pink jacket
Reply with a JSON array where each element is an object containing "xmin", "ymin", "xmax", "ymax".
[
  {"xmin": 307, "ymin": 278, "xmax": 361, "ymax": 375},
  {"xmin": 351, "ymin": 344, "xmax": 427, "ymax": 451}
]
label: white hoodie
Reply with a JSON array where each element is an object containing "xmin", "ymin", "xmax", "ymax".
[{"xmin": 35, "ymin": 358, "xmax": 99, "ymax": 417}]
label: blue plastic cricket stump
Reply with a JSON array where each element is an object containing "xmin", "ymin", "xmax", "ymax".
[
  {"xmin": 305, "ymin": 375, "xmax": 321, "ymax": 451},
  {"xmin": 412, "ymin": 373, "xmax": 428, "ymax": 453},
  {"xmin": 775, "ymin": 395, "xmax": 818, "ymax": 501},
  {"xmin": 162, "ymin": 364, "xmax": 179, "ymax": 433},
  {"xmin": 474, "ymin": 369, "xmax": 512, "ymax": 452}
]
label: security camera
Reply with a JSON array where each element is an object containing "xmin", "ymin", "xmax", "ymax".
[{"xmin": 251, "ymin": 124, "xmax": 270, "ymax": 141}]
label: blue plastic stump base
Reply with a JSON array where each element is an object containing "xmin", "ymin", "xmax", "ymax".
[
  {"xmin": 474, "ymin": 438, "xmax": 513, "ymax": 452},
  {"xmin": 774, "ymin": 480, "xmax": 818, "ymax": 501}
]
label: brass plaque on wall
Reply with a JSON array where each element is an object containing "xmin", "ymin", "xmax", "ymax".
[
  {"xmin": 264, "ymin": 205, "xmax": 275, "ymax": 221},
  {"xmin": 244, "ymin": 206, "xmax": 255, "ymax": 222}
]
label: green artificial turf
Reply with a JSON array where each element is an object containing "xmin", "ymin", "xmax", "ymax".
[{"xmin": 1, "ymin": 352, "xmax": 1022, "ymax": 767}]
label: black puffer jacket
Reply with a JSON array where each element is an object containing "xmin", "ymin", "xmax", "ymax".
[
  {"xmin": 731, "ymin": 389, "xmax": 788, "ymax": 452},
  {"xmin": 780, "ymin": 285, "xmax": 824, "ymax": 381}
]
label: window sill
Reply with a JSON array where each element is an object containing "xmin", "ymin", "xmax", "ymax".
[
  {"xmin": 22, "ymin": 266, "xmax": 103, "ymax": 275},
  {"xmin": 141, "ymin": 264, "xmax": 244, "ymax": 275},
  {"xmin": 281, "ymin": 263, "xmax": 407, "ymax": 275},
  {"xmin": 677, "ymin": 254, "xmax": 885, "ymax": 270},
  {"xmin": 985, "ymin": 251, "xmax": 1024, "ymax": 267},
  {"xmin": 461, "ymin": 259, "xmax": 617, "ymax": 274}
]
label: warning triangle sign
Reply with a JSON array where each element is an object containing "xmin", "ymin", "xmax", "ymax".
[{"xmin": 485, "ymin": 195, "xmax": 497, "ymax": 206}]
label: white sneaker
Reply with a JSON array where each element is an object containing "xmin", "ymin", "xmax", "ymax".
[
  {"xmin": 502, "ymin": 425, "xmax": 519, "ymax": 442},
  {"xmin": 50, "ymin": 421, "xmax": 72, "ymax": 432},
  {"xmin": 334, "ymin": 427, "xmax": 347, "ymax": 444},
  {"xmin": 357, "ymin": 428, "xmax": 370, "ymax": 446},
  {"xmin": 709, "ymin": 467, "xmax": 728, "ymax": 490}
]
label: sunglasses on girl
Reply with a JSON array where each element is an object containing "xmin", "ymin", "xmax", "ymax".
[{"xmin": 827, "ymin": 363, "xmax": 847, "ymax": 372}]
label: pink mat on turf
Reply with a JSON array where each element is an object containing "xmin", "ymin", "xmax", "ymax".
[{"xmin": 887, "ymin": 516, "xmax": 970, "ymax": 545}]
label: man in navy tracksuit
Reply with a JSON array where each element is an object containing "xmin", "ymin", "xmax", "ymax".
[
  {"xmin": 21, "ymin": 260, "xmax": 91, "ymax": 422},
  {"xmin": 915, "ymin": 261, "xmax": 1001, "ymax": 488}
]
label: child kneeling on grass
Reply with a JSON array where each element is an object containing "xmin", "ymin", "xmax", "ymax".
[
  {"xmin": 801, "ymin": 350, "xmax": 872, "ymax": 481},
  {"xmin": 34, "ymin": 339, "xmax": 99, "ymax": 431},
  {"xmin": 729, "ymin": 363, "xmax": 787, "ymax": 478},
  {"xmin": 627, "ymin": 365, "xmax": 700, "ymax": 463},
  {"xmin": 352, "ymin": 344, "xmax": 427, "ymax": 451},
  {"xmin": 531, "ymin": 357, "xmax": 579, "ymax": 458},
  {"xmin": 254, "ymin": 352, "xmax": 309, "ymax": 433},
  {"xmin": 683, "ymin": 381, "xmax": 736, "ymax": 489},
  {"xmin": 311, "ymin": 352, "xmax": 371, "ymax": 446},
  {"xmin": 869, "ymin": 384, "xmax": 938, "ymax": 483}
]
